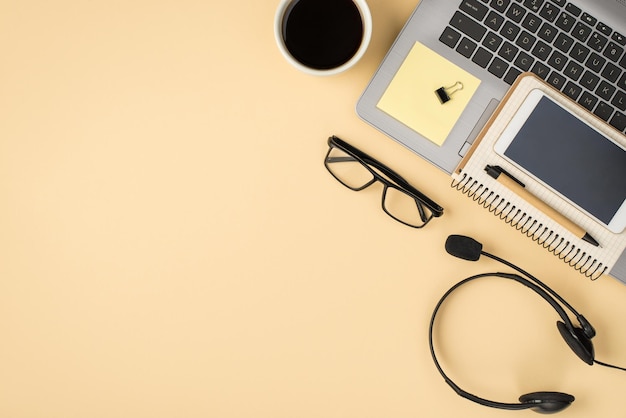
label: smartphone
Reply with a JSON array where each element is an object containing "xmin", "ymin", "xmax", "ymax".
[{"xmin": 493, "ymin": 89, "xmax": 626, "ymax": 234}]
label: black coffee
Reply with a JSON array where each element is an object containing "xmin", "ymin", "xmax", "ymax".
[{"xmin": 282, "ymin": 0, "xmax": 364, "ymax": 70}]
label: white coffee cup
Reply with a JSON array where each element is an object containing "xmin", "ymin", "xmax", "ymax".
[{"xmin": 274, "ymin": 0, "xmax": 372, "ymax": 76}]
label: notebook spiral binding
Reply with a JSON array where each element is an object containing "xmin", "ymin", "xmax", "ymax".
[{"xmin": 452, "ymin": 172, "xmax": 606, "ymax": 280}]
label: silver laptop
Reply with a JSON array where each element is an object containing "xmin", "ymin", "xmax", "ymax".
[
  {"xmin": 357, "ymin": 0, "xmax": 626, "ymax": 175},
  {"xmin": 357, "ymin": 0, "xmax": 626, "ymax": 283}
]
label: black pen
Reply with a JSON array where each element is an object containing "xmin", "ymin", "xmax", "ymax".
[{"xmin": 485, "ymin": 165, "xmax": 600, "ymax": 247}]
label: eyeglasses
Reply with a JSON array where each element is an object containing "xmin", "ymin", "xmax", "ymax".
[{"xmin": 324, "ymin": 135, "xmax": 444, "ymax": 228}]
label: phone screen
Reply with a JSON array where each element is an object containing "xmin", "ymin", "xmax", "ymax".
[{"xmin": 502, "ymin": 95, "xmax": 626, "ymax": 224}]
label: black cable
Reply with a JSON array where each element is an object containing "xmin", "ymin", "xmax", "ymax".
[
  {"xmin": 594, "ymin": 359, "xmax": 626, "ymax": 372},
  {"xmin": 481, "ymin": 251, "xmax": 582, "ymax": 322},
  {"xmin": 482, "ymin": 249, "xmax": 626, "ymax": 371},
  {"xmin": 481, "ymin": 250, "xmax": 597, "ymax": 338}
]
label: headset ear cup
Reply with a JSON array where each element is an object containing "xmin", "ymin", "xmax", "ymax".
[
  {"xmin": 557, "ymin": 321, "xmax": 594, "ymax": 365},
  {"xmin": 519, "ymin": 391, "xmax": 575, "ymax": 414}
]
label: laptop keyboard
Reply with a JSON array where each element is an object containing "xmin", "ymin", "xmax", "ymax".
[{"xmin": 440, "ymin": 0, "xmax": 626, "ymax": 134}]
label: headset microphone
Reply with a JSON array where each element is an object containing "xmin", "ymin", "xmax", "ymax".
[
  {"xmin": 429, "ymin": 234, "xmax": 626, "ymax": 414},
  {"xmin": 444, "ymin": 234, "xmax": 483, "ymax": 261}
]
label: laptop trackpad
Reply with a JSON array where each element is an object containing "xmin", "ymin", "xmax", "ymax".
[{"xmin": 459, "ymin": 98, "xmax": 500, "ymax": 157}]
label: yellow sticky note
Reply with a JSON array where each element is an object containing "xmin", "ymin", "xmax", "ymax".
[{"xmin": 377, "ymin": 42, "xmax": 481, "ymax": 146}]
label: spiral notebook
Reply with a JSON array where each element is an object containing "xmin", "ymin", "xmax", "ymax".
[{"xmin": 452, "ymin": 74, "xmax": 626, "ymax": 282}]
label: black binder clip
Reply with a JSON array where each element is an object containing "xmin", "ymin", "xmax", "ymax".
[{"xmin": 435, "ymin": 81, "xmax": 463, "ymax": 104}]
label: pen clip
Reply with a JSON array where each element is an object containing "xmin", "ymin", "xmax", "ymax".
[{"xmin": 485, "ymin": 165, "xmax": 526, "ymax": 187}]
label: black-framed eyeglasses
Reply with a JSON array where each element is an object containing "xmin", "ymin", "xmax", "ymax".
[{"xmin": 324, "ymin": 135, "xmax": 444, "ymax": 228}]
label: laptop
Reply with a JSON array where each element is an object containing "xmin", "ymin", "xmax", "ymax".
[
  {"xmin": 356, "ymin": 0, "xmax": 626, "ymax": 283},
  {"xmin": 356, "ymin": 0, "xmax": 626, "ymax": 175}
]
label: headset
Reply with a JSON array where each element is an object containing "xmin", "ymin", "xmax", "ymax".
[{"xmin": 429, "ymin": 234, "xmax": 625, "ymax": 414}]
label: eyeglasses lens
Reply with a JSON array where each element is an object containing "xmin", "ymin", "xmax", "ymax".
[
  {"xmin": 325, "ymin": 146, "xmax": 375, "ymax": 190},
  {"xmin": 383, "ymin": 186, "xmax": 432, "ymax": 227}
]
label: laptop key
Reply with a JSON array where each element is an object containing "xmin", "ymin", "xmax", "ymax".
[
  {"xmin": 596, "ymin": 80, "xmax": 616, "ymax": 101},
  {"xmin": 563, "ymin": 81, "xmax": 582, "ymax": 100},
  {"xmin": 473, "ymin": 47, "xmax": 494, "ymax": 67},
  {"xmin": 537, "ymin": 22, "xmax": 557, "ymax": 42},
  {"xmin": 538, "ymin": 2, "xmax": 558, "ymax": 22},
  {"xmin": 501, "ymin": 21, "xmax": 521, "ymax": 41},
  {"xmin": 587, "ymin": 32, "xmax": 608, "ymax": 52},
  {"xmin": 450, "ymin": 11, "xmax": 487, "ymax": 42},
  {"xmin": 554, "ymin": 32, "xmax": 574, "ymax": 53},
  {"xmin": 564, "ymin": 60, "xmax": 584, "ymax": 81},
  {"xmin": 547, "ymin": 50, "xmax": 567, "ymax": 70},
  {"xmin": 485, "ymin": 11, "xmax": 505, "ymax": 31},
  {"xmin": 581, "ymin": 12, "xmax": 597, "ymax": 27},
  {"xmin": 596, "ymin": 22, "xmax": 612, "ymax": 37},
  {"xmin": 457, "ymin": 37, "xmax": 478, "ymax": 58},
  {"xmin": 516, "ymin": 30, "xmax": 536, "ymax": 51},
  {"xmin": 498, "ymin": 41, "xmax": 519, "ymax": 61},
  {"xmin": 530, "ymin": 61, "xmax": 550, "ymax": 79},
  {"xmin": 490, "ymin": 0, "xmax": 510, "ymax": 14},
  {"xmin": 506, "ymin": 3, "xmax": 526, "ymax": 22},
  {"xmin": 603, "ymin": 42, "xmax": 624, "ymax": 62},
  {"xmin": 532, "ymin": 40, "xmax": 552, "ymax": 60},
  {"xmin": 522, "ymin": 0, "xmax": 544, "ymax": 13},
  {"xmin": 565, "ymin": 3, "xmax": 581, "ymax": 17},
  {"xmin": 609, "ymin": 112, "xmax": 626, "ymax": 132},
  {"xmin": 514, "ymin": 51, "xmax": 534, "ymax": 70},
  {"xmin": 483, "ymin": 32, "xmax": 504, "ymax": 51},
  {"xmin": 569, "ymin": 42, "xmax": 590, "ymax": 63},
  {"xmin": 440, "ymin": 27, "xmax": 462, "ymax": 48},
  {"xmin": 460, "ymin": 0, "xmax": 489, "ymax": 20},
  {"xmin": 555, "ymin": 12, "xmax": 575, "ymax": 32},
  {"xmin": 580, "ymin": 70, "xmax": 600, "ymax": 91},
  {"xmin": 521, "ymin": 12, "xmax": 542, "ymax": 33},
  {"xmin": 547, "ymin": 72, "xmax": 566, "ymax": 90},
  {"xmin": 594, "ymin": 101, "xmax": 614, "ymax": 121},
  {"xmin": 488, "ymin": 57, "xmax": 509, "ymax": 77},
  {"xmin": 572, "ymin": 22, "xmax": 592, "ymax": 43},
  {"xmin": 504, "ymin": 67, "xmax": 522, "ymax": 84},
  {"xmin": 602, "ymin": 62, "xmax": 621, "ymax": 83},
  {"xmin": 578, "ymin": 91, "xmax": 598, "ymax": 111},
  {"xmin": 585, "ymin": 52, "xmax": 606, "ymax": 72},
  {"xmin": 612, "ymin": 90, "xmax": 626, "ymax": 111}
]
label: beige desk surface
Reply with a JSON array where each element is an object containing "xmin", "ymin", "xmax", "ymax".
[{"xmin": 1, "ymin": 1, "xmax": 625, "ymax": 417}]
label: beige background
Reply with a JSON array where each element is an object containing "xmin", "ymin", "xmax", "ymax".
[{"xmin": 1, "ymin": 1, "xmax": 625, "ymax": 417}]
